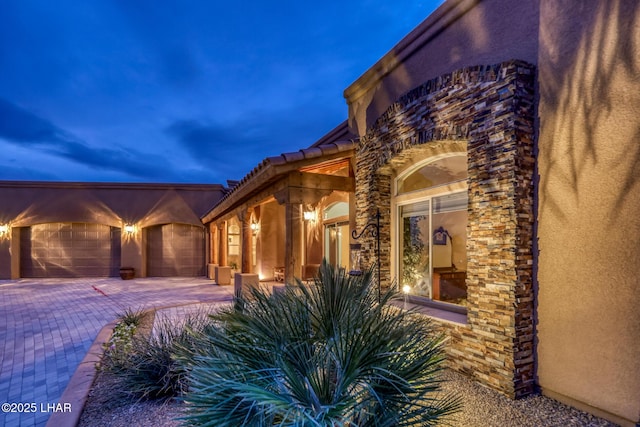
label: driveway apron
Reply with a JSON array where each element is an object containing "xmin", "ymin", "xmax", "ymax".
[{"xmin": 0, "ymin": 277, "xmax": 233, "ymax": 427}]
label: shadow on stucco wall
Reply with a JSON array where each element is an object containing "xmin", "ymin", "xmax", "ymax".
[
  {"xmin": 537, "ymin": 1, "xmax": 640, "ymax": 424},
  {"xmin": 538, "ymin": 0, "xmax": 640, "ymax": 222}
]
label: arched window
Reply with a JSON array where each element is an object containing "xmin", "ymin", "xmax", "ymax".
[{"xmin": 395, "ymin": 153, "xmax": 468, "ymax": 307}]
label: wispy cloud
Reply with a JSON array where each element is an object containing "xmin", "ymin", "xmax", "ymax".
[
  {"xmin": 0, "ymin": 98, "xmax": 170, "ymax": 180},
  {"xmin": 0, "ymin": 1, "xmax": 438, "ymax": 183},
  {"xmin": 0, "ymin": 98, "xmax": 72, "ymax": 145},
  {"xmin": 165, "ymin": 104, "xmax": 342, "ymax": 180},
  {"xmin": 165, "ymin": 119, "xmax": 271, "ymax": 178}
]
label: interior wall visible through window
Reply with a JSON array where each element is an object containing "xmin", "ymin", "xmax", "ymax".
[{"xmin": 395, "ymin": 153, "xmax": 468, "ymax": 309}]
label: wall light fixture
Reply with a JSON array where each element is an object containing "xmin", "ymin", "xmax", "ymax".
[{"xmin": 124, "ymin": 224, "xmax": 135, "ymax": 233}]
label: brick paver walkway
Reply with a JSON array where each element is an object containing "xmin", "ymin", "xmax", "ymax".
[{"xmin": 0, "ymin": 277, "xmax": 233, "ymax": 427}]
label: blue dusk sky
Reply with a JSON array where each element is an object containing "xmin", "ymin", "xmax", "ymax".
[{"xmin": 0, "ymin": 0, "xmax": 443, "ymax": 184}]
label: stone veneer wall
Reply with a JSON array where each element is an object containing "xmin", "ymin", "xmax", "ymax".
[{"xmin": 354, "ymin": 60, "xmax": 536, "ymax": 398}]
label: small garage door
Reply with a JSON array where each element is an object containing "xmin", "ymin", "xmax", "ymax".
[
  {"xmin": 20, "ymin": 223, "xmax": 121, "ymax": 277},
  {"xmin": 146, "ymin": 223, "xmax": 205, "ymax": 277}
]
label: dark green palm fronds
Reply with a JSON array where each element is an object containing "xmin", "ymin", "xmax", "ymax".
[{"xmin": 182, "ymin": 260, "xmax": 460, "ymax": 426}]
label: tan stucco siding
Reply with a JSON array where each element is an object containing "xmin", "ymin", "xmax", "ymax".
[
  {"xmin": 345, "ymin": 0, "xmax": 539, "ymax": 136},
  {"xmin": 537, "ymin": 1, "xmax": 640, "ymax": 424},
  {"xmin": 0, "ymin": 182, "xmax": 225, "ymax": 279}
]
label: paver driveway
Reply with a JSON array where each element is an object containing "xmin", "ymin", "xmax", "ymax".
[{"xmin": 0, "ymin": 277, "xmax": 234, "ymax": 427}]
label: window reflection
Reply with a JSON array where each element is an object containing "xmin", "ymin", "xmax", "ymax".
[{"xmin": 397, "ymin": 154, "xmax": 468, "ymax": 307}]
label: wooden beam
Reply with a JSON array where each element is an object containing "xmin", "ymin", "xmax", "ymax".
[
  {"xmin": 203, "ymin": 171, "xmax": 354, "ymax": 223},
  {"xmin": 288, "ymin": 172, "xmax": 354, "ymax": 192}
]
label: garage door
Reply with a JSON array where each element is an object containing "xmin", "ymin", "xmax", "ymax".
[
  {"xmin": 146, "ymin": 223, "xmax": 205, "ymax": 277},
  {"xmin": 20, "ymin": 223, "xmax": 121, "ymax": 277}
]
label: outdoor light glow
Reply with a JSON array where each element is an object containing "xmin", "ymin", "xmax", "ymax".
[
  {"xmin": 0, "ymin": 224, "xmax": 9, "ymax": 240},
  {"xmin": 250, "ymin": 222, "xmax": 259, "ymax": 232},
  {"xmin": 303, "ymin": 211, "xmax": 316, "ymax": 221}
]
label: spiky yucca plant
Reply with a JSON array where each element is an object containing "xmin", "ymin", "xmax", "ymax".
[{"xmin": 183, "ymin": 261, "xmax": 460, "ymax": 426}]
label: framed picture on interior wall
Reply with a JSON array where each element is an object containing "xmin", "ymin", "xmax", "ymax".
[{"xmin": 433, "ymin": 226, "xmax": 450, "ymax": 245}]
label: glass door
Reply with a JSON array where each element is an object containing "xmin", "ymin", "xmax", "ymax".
[
  {"xmin": 399, "ymin": 191, "xmax": 468, "ymax": 305},
  {"xmin": 324, "ymin": 221, "xmax": 349, "ymax": 269}
]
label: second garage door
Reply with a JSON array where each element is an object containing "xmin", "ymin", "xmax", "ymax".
[{"xmin": 146, "ymin": 223, "xmax": 205, "ymax": 277}]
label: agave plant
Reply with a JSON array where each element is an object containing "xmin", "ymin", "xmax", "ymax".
[{"xmin": 182, "ymin": 260, "xmax": 460, "ymax": 426}]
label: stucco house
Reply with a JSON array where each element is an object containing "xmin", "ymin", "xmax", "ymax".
[
  {"xmin": 0, "ymin": 0, "xmax": 637, "ymax": 425},
  {"xmin": 201, "ymin": 1, "xmax": 639, "ymax": 425},
  {"xmin": 0, "ymin": 181, "xmax": 226, "ymax": 279}
]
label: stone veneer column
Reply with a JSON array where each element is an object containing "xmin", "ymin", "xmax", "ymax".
[{"xmin": 354, "ymin": 60, "xmax": 536, "ymax": 398}]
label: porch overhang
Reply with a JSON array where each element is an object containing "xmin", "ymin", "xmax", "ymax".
[{"xmin": 201, "ymin": 140, "xmax": 356, "ymax": 224}]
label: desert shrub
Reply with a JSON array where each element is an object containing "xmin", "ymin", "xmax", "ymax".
[
  {"xmin": 101, "ymin": 307, "xmax": 215, "ymax": 401},
  {"xmin": 100, "ymin": 307, "xmax": 147, "ymax": 373},
  {"xmin": 117, "ymin": 306, "xmax": 147, "ymax": 327},
  {"xmin": 182, "ymin": 260, "xmax": 460, "ymax": 426}
]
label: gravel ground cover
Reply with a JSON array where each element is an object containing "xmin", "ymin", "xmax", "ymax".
[
  {"xmin": 78, "ymin": 295, "xmax": 618, "ymax": 426},
  {"xmin": 439, "ymin": 371, "xmax": 617, "ymax": 426},
  {"xmin": 79, "ymin": 368, "xmax": 618, "ymax": 427}
]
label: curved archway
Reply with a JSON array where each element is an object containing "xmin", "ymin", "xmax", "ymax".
[
  {"xmin": 394, "ymin": 153, "xmax": 468, "ymax": 305},
  {"xmin": 354, "ymin": 60, "xmax": 536, "ymax": 398}
]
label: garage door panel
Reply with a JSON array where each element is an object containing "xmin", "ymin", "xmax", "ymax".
[
  {"xmin": 20, "ymin": 223, "xmax": 121, "ymax": 278},
  {"xmin": 147, "ymin": 224, "xmax": 205, "ymax": 277}
]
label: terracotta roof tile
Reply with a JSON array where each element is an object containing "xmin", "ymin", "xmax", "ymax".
[
  {"xmin": 303, "ymin": 147, "xmax": 323, "ymax": 159},
  {"xmin": 282, "ymin": 151, "xmax": 305, "ymax": 162},
  {"xmin": 202, "ymin": 133, "xmax": 357, "ymax": 221},
  {"xmin": 266, "ymin": 155, "xmax": 287, "ymax": 166},
  {"xmin": 318, "ymin": 142, "xmax": 340, "ymax": 156}
]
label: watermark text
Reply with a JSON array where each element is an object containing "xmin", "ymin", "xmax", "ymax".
[{"xmin": 1, "ymin": 402, "xmax": 72, "ymax": 413}]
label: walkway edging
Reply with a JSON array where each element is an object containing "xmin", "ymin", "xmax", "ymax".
[
  {"xmin": 45, "ymin": 298, "xmax": 233, "ymax": 427},
  {"xmin": 45, "ymin": 320, "xmax": 117, "ymax": 427}
]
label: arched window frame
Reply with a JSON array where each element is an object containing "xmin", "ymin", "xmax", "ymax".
[{"xmin": 391, "ymin": 151, "xmax": 468, "ymax": 311}]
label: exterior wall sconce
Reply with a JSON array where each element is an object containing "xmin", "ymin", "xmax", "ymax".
[
  {"xmin": 124, "ymin": 224, "xmax": 135, "ymax": 233},
  {"xmin": 0, "ymin": 224, "xmax": 9, "ymax": 238},
  {"xmin": 303, "ymin": 210, "xmax": 317, "ymax": 221},
  {"xmin": 250, "ymin": 222, "xmax": 260, "ymax": 232}
]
